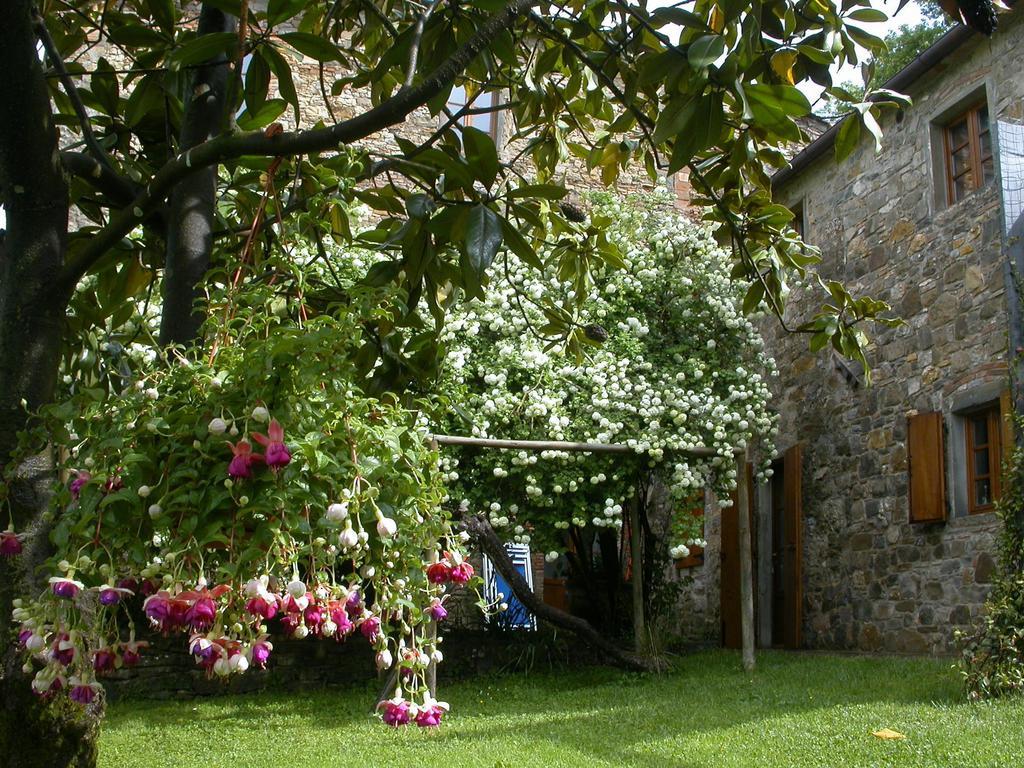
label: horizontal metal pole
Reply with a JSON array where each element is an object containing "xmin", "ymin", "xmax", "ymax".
[{"xmin": 427, "ymin": 433, "xmax": 721, "ymax": 458}]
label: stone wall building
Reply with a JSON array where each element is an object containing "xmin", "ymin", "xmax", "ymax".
[{"xmin": 735, "ymin": 11, "xmax": 1024, "ymax": 655}]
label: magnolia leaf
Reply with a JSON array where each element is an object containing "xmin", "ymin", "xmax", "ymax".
[
  {"xmin": 688, "ymin": 35, "xmax": 726, "ymax": 69},
  {"xmin": 279, "ymin": 32, "xmax": 343, "ymax": 62},
  {"xmin": 770, "ymin": 50, "xmax": 798, "ymax": 86}
]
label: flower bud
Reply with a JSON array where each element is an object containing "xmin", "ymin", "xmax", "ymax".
[
  {"xmin": 137, "ymin": 485, "xmax": 152, "ymax": 498},
  {"xmin": 208, "ymin": 417, "xmax": 228, "ymax": 435}
]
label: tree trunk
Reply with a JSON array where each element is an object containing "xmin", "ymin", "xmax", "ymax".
[
  {"xmin": 463, "ymin": 514, "xmax": 659, "ymax": 672},
  {"xmin": 736, "ymin": 451, "xmax": 756, "ymax": 672},
  {"xmin": 0, "ymin": 3, "xmax": 105, "ymax": 765},
  {"xmin": 629, "ymin": 496, "xmax": 647, "ymax": 654},
  {"xmin": 159, "ymin": 5, "xmax": 237, "ymax": 346}
]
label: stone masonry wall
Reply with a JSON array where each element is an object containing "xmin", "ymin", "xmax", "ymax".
[{"xmin": 767, "ymin": 15, "xmax": 1024, "ymax": 654}]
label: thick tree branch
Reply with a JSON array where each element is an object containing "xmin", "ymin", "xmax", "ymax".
[
  {"xmin": 463, "ymin": 513, "xmax": 660, "ymax": 672},
  {"xmin": 59, "ymin": 151, "xmax": 137, "ymax": 205},
  {"xmin": 32, "ymin": 9, "xmax": 127, "ymax": 190},
  {"xmin": 59, "ymin": 0, "xmax": 539, "ymax": 290}
]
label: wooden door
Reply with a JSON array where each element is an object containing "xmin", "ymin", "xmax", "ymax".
[
  {"xmin": 720, "ymin": 463, "xmax": 755, "ymax": 649},
  {"xmin": 781, "ymin": 444, "xmax": 803, "ymax": 649}
]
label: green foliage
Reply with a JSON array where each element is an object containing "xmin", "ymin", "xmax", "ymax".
[
  {"xmin": 39, "ymin": 0, "xmax": 904, "ymax": 391},
  {"xmin": 960, "ymin": 418, "xmax": 1024, "ymax": 700},
  {"xmin": 5, "ymin": 280, "xmax": 468, "ymax": 705}
]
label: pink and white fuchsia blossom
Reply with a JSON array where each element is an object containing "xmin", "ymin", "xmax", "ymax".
[{"xmin": 252, "ymin": 419, "xmax": 291, "ymax": 469}]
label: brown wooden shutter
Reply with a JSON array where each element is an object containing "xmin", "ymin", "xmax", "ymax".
[
  {"xmin": 782, "ymin": 444, "xmax": 802, "ymax": 650},
  {"xmin": 721, "ymin": 464, "xmax": 755, "ymax": 649},
  {"xmin": 1000, "ymin": 389, "xmax": 1014, "ymax": 458},
  {"xmin": 907, "ymin": 412, "xmax": 947, "ymax": 523}
]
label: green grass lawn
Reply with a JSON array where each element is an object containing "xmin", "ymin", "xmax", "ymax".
[{"xmin": 100, "ymin": 649, "xmax": 1024, "ymax": 768}]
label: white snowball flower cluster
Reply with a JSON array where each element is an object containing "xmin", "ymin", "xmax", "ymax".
[{"xmin": 439, "ymin": 191, "xmax": 778, "ymax": 556}]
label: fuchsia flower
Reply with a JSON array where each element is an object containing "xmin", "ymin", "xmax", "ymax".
[
  {"xmin": 449, "ymin": 562, "xmax": 474, "ymax": 584},
  {"xmin": 69, "ymin": 471, "xmax": 91, "ymax": 500},
  {"xmin": 345, "ymin": 591, "xmax": 363, "ymax": 619},
  {"xmin": 227, "ymin": 439, "xmax": 263, "ymax": 479},
  {"xmin": 426, "ymin": 599, "xmax": 448, "ymax": 622},
  {"xmin": 93, "ymin": 648, "xmax": 117, "ymax": 673},
  {"xmin": 426, "ymin": 562, "xmax": 450, "ymax": 584},
  {"xmin": 279, "ymin": 614, "xmax": 300, "ymax": 637},
  {"xmin": 249, "ymin": 638, "xmax": 273, "ymax": 669},
  {"xmin": 49, "ymin": 577, "xmax": 83, "ymax": 599},
  {"xmin": 189, "ymin": 635, "xmax": 222, "ymax": 671},
  {"xmin": 360, "ymin": 615, "xmax": 381, "ymax": 643},
  {"xmin": 97, "ymin": 584, "xmax": 134, "ymax": 606},
  {"xmin": 186, "ymin": 597, "xmax": 217, "ymax": 631},
  {"xmin": 0, "ymin": 529, "xmax": 23, "ymax": 557},
  {"xmin": 102, "ymin": 472, "xmax": 124, "ymax": 495},
  {"xmin": 69, "ymin": 682, "xmax": 99, "ymax": 705},
  {"xmin": 328, "ymin": 602, "xmax": 354, "ymax": 638},
  {"xmin": 378, "ymin": 696, "xmax": 411, "ymax": 727},
  {"xmin": 303, "ymin": 603, "xmax": 325, "ymax": 633},
  {"xmin": 246, "ymin": 595, "xmax": 277, "ymax": 620},
  {"xmin": 120, "ymin": 641, "xmax": 147, "ymax": 667},
  {"xmin": 252, "ymin": 419, "xmax": 291, "ymax": 469},
  {"xmin": 413, "ymin": 697, "xmax": 450, "ymax": 728},
  {"xmin": 50, "ymin": 633, "xmax": 76, "ymax": 666}
]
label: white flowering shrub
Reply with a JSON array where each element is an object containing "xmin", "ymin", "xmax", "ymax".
[{"xmin": 437, "ymin": 192, "xmax": 778, "ymax": 556}]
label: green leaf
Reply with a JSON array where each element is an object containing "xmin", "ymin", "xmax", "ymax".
[
  {"xmin": 666, "ymin": 93, "xmax": 724, "ymax": 173},
  {"xmin": 507, "ymin": 184, "xmax": 567, "ymax": 200},
  {"xmin": 462, "ymin": 204, "xmax": 503, "ymax": 297},
  {"xmin": 461, "ymin": 126, "xmax": 499, "ymax": 188},
  {"xmin": 168, "ymin": 31, "xmax": 237, "ymax": 69},
  {"xmin": 499, "ymin": 217, "xmax": 542, "ymax": 270},
  {"xmin": 687, "ymin": 35, "xmax": 726, "ymax": 69},
  {"xmin": 263, "ymin": 45, "xmax": 300, "ymax": 123},
  {"xmin": 278, "ymin": 32, "xmax": 343, "ymax": 62},
  {"xmin": 244, "ymin": 51, "xmax": 271, "ymax": 113},
  {"xmin": 848, "ymin": 8, "xmax": 888, "ymax": 22},
  {"xmin": 744, "ymin": 84, "xmax": 810, "ymax": 117},
  {"xmin": 236, "ymin": 98, "xmax": 287, "ymax": 130},
  {"xmin": 834, "ymin": 115, "xmax": 862, "ymax": 161},
  {"xmin": 651, "ymin": 7, "xmax": 709, "ymax": 30},
  {"xmin": 267, "ymin": 0, "xmax": 308, "ymax": 25}
]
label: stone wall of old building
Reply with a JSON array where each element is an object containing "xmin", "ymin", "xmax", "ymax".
[{"xmin": 763, "ymin": 15, "xmax": 1024, "ymax": 654}]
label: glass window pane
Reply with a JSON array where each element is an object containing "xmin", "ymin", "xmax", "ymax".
[
  {"xmin": 974, "ymin": 447, "xmax": 990, "ymax": 476},
  {"xmin": 953, "ymin": 175, "xmax": 970, "ymax": 201},
  {"xmin": 980, "ymin": 129, "xmax": 992, "ymax": 158},
  {"xmin": 973, "ymin": 415, "xmax": 990, "ymax": 445},
  {"xmin": 447, "ymin": 85, "xmax": 467, "ymax": 111},
  {"xmin": 949, "ymin": 118, "xmax": 970, "ymax": 148},
  {"xmin": 974, "ymin": 479, "xmax": 992, "ymax": 507},
  {"xmin": 475, "ymin": 91, "xmax": 493, "ymax": 109},
  {"xmin": 982, "ymin": 156, "xmax": 995, "ymax": 186},
  {"xmin": 978, "ymin": 105, "xmax": 989, "ymax": 132},
  {"xmin": 952, "ymin": 144, "xmax": 973, "ymax": 178},
  {"xmin": 472, "ymin": 113, "xmax": 494, "ymax": 135}
]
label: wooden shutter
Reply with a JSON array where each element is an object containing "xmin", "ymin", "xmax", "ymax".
[
  {"xmin": 907, "ymin": 412, "xmax": 947, "ymax": 523},
  {"xmin": 1000, "ymin": 389, "xmax": 1014, "ymax": 458},
  {"xmin": 675, "ymin": 490, "xmax": 706, "ymax": 569},
  {"xmin": 781, "ymin": 444, "xmax": 802, "ymax": 650}
]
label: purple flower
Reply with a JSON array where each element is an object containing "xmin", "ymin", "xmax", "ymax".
[
  {"xmin": 98, "ymin": 586, "xmax": 132, "ymax": 606},
  {"xmin": 379, "ymin": 697, "xmax": 410, "ymax": 727},
  {"xmin": 50, "ymin": 634, "xmax": 76, "ymax": 666},
  {"xmin": 252, "ymin": 419, "xmax": 291, "ymax": 470},
  {"xmin": 360, "ymin": 615, "xmax": 381, "ymax": 643},
  {"xmin": 120, "ymin": 641, "xmax": 146, "ymax": 667},
  {"xmin": 0, "ymin": 530, "xmax": 23, "ymax": 557},
  {"xmin": 144, "ymin": 594, "xmax": 170, "ymax": 626},
  {"xmin": 186, "ymin": 597, "xmax": 217, "ymax": 631},
  {"xmin": 50, "ymin": 577, "xmax": 83, "ymax": 599},
  {"xmin": 69, "ymin": 684, "xmax": 98, "ymax": 705},
  {"xmin": 245, "ymin": 595, "xmax": 277, "ymax": 620},
  {"xmin": 227, "ymin": 439, "xmax": 263, "ymax": 479},
  {"xmin": 303, "ymin": 603, "xmax": 325, "ymax": 632},
  {"xmin": 426, "ymin": 599, "xmax": 448, "ymax": 622},
  {"xmin": 345, "ymin": 591, "xmax": 363, "ymax": 619},
  {"xmin": 93, "ymin": 649, "xmax": 116, "ymax": 673},
  {"xmin": 250, "ymin": 640, "xmax": 272, "ymax": 669},
  {"xmin": 69, "ymin": 471, "xmax": 91, "ymax": 500},
  {"xmin": 415, "ymin": 704, "xmax": 446, "ymax": 728},
  {"xmin": 449, "ymin": 562, "xmax": 474, "ymax": 584}
]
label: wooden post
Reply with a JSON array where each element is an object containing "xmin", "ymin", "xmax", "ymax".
[
  {"xmin": 736, "ymin": 450, "xmax": 755, "ymax": 672},
  {"xmin": 426, "ymin": 438, "xmax": 439, "ymax": 696},
  {"xmin": 629, "ymin": 494, "xmax": 646, "ymax": 654}
]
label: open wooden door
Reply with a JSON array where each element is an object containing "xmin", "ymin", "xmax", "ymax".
[
  {"xmin": 781, "ymin": 444, "xmax": 803, "ymax": 649},
  {"xmin": 720, "ymin": 463, "xmax": 755, "ymax": 649}
]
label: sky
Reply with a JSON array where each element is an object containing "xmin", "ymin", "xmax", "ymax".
[{"xmin": 0, "ymin": 1, "xmax": 932, "ymax": 232}]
